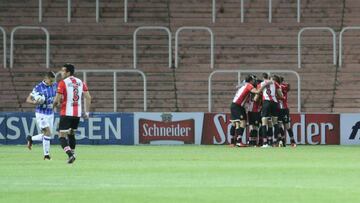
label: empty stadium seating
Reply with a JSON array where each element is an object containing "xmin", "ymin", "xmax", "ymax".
[{"xmin": 0, "ymin": 0, "xmax": 359, "ymax": 113}]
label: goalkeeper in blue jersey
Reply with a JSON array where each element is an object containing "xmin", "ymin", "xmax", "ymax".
[{"xmin": 25, "ymin": 72, "xmax": 57, "ymax": 160}]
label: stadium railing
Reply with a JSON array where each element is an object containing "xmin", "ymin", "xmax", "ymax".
[
  {"xmin": 175, "ymin": 26, "xmax": 214, "ymax": 69},
  {"xmin": 38, "ymin": 0, "xmax": 72, "ymax": 23},
  {"xmin": 297, "ymin": 27, "xmax": 337, "ymax": 68},
  {"xmin": 39, "ymin": 0, "xmax": 72, "ymax": 23},
  {"xmin": 67, "ymin": 0, "xmax": 71, "ymax": 23},
  {"xmin": 297, "ymin": 0, "xmax": 301, "ymax": 23},
  {"xmin": 38, "ymin": 0, "xmax": 42, "ymax": 22},
  {"xmin": 133, "ymin": 26, "xmax": 172, "ymax": 69},
  {"xmin": 238, "ymin": 0, "xmax": 301, "ymax": 23},
  {"xmin": 38, "ymin": 0, "xmax": 301, "ymax": 24},
  {"xmin": 56, "ymin": 69, "xmax": 147, "ymax": 112},
  {"xmin": 39, "ymin": 0, "xmax": 102, "ymax": 23},
  {"xmin": 96, "ymin": 0, "xmax": 127, "ymax": 23},
  {"xmin": 208, "ymin": 69, "xmax": 301, "ymax": 112},
  {"xmin": 240, "ymin": 0, "xmax": 273, "ymax": 23},
  {"xmin": 10, "ymin": 26, "xmax": 50, "ymax": 69},
  {"xmin": 212, "ymin": 0, "xmax": 215, "ymax": 23},
  {"xmin": 124, "ymin": 0, "xmax": 128, "ymax": 23},
  {"xmin": 339, "ymin": 26, "xmax": 360, "ymax": 68},
  {"xmin": 96, "ymin": 0, "xmax": 99, "ymax": 23},
  {"xmin": 0, "ymin": 26, "xmax": 6, "ymax": 68}
]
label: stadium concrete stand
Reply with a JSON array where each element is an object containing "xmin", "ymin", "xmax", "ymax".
[{"xmin": 0, "ymin": 0, "xmax": 359, "ymax": 113}]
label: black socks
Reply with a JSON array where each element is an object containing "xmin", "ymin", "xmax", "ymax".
[
  {"xmin": 59, "ymin": 137, "xmax": 73, "ymax": 158},
  {"xmin": 68, "ymin": 133, "xmax": 76, "ymax": 151},
  {"xmin": 236, "ymin": 127, "xmax": 245, "ymax": 143}
]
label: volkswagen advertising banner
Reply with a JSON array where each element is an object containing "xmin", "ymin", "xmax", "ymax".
[{"xmin": 0, "ymin": 112, "xmax": 134, "ymax": 145}]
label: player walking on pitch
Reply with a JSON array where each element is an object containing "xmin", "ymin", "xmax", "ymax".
[
  {"xmin": 26, "ymin": 72, "xmax": 57, "ymax": 160},
  {"xmin": 53, "ymin": 64, "xmax": 92, "ymax": 164}
]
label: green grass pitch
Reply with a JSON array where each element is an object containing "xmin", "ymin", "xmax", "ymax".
[{"xmin": 1, "ymin": 145, "xmax": 360, "ymax": 203}]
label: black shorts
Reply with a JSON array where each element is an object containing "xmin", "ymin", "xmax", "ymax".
[
  {"xmin": 248, "ymin": 112, "xmax": 261, "ymax": 126},
  {"xmin": 278, "ymin": 108, "xmax": 290, "ymax": 123},
  {"xmin": 59, "ymin": 116, "xmax": 80, "ymax": 132},
  {"xmin": 230, "ymin": 103, "xmax": 246, "ymax": 121},
  {"xmin": 261, "ymin": 100, "xmax": 279, "ymax": 118}
]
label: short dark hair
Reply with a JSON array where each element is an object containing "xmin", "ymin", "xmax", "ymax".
[
  {"xmin": 63, "ymin": 63, "xmax": 75, "ymax": 75},
  {"xmin": 245, "ymin": 74, "xmax": 256, "ymax": 83},
  {"xmin": 44, "ymin": 71, "xmax": 55, "ymax": 78},
  {"xmin": 272, "ymin": 74, "xmax": 280, "ymax": 83},
  {"xmin": 279, "ymin": 76, "xmax": 284, "ymax": 83},
  {"xmin": 262, "ymin": 73, "xmax": 269, "ymax": 79},
  {"xmin": 256, "ymin": 79, "xmax": 263, "ymax": 85}
]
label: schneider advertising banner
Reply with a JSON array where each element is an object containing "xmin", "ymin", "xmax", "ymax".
[
  {"xmin": 0, "ymin": 112, "xmax": 134, "ymax": 145},
  {"xmin": 201, "ymin": 113, "xmax": 340, "ymax": 145},
  {"xmin": 134, "ymin": 112, "xmax": 204, "ymax": 144}
]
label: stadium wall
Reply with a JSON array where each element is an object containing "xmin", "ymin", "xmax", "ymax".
[{"xmin": 0, "ymin": 112, "xmax": 359, "ymax": 145}]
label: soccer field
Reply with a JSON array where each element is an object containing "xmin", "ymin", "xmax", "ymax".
[{"xmin": 1, "ymin": 145, "xmax": 360, "ymax": 203}]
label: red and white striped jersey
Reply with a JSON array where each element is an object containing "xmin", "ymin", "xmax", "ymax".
[
  {"xmin": 57, "ymin": 76, "xmax": 88, "ymax": 117},
  {"xmin": 279, "ymin": 82, "xmax": 289, "ymax": 109},
  {"xmin": 246, "ymin": 96, "xmax": 262, "ymax": 112},
  {"xmin": 260, "ymin": 80, "xmax": 280, "ymax": 103},
  {"xmin": 232, "ymin": 83, "xmax": 254, "ymax": 106}
]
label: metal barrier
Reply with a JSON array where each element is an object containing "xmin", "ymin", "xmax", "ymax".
[
  {"xmin": 96, "ymin": 0, "xmax": 127, "ymax": 23},
  {"xmin": 124, "ymin": 0, "xmax": 128, "ymax": 23},
  {"xmin": 297, "ymin": 0, "xmax": 301, "ymax": 23},
  {"xmin": 339, "ymin": 26, "xmax": 360, "ymax": 68},
  {"xmin": 96, "ymin": 0, "xmax": 99, "ymax": 23},
  {"xmin": 133, "ymin": 26, "xmax": 172, "ymax": 69},
  {"xmin": 56, "ymin": 69, "xmax": 147, "ymax": 112},
  {"xmin": 241, "ymin": 0, "xmax": 244, "ymax": 23},
  {"xmin": 297, "ymin": 27, "xmax": 336, "ymax": 68},
  {"xmin": 0, "ymin": 27, "xmax": 6, "ymax": 68},
  {"xmin": 40, "ymin": 0, "xmax": 301, "ymax": 24},
  {"xmin": 208, "ymin": 69, "xmax": 301, "ymax": 112},
  {"xmin": 39, "ymin": 0, "xmax": 71, "ymax": 23},
  {"xmin": 241, "ymin": 0, "xmax": 272, "ymax": 23},
  {"xmin": 212, "ymin": 0, "xmax": 216, "ymax": 23},
  {"xmin": 38, "ymin": 0, "xmax": 85, "ymax": 23},
  {"xmin": 38, "ymin": 0, "xmax": 43, "ymax": 22},
  {"xmin": 10, "ymin": 26, "xmax": 50, "ymax": 69},
  {"xmin": 68, "ymin": 0, "xmax": 71, "ymax": 23},
  {"xmin": 175, "ymin": 26, "xmax": 214, "ymax": 69},
  {"xmin": 269, "ymin": 0, "xmax": 272, "ymax": 23},
  {"xmin": 240, "ymin": 0, "xmax": 301, "ymax": 23}
]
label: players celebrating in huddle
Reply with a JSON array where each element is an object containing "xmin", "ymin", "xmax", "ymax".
[
  {"xmin": 229, "ymin": 75, "xmax": 270, "ymax": 147},
  {"xmin": 230, "ymin": 73, "xmax": 297, "ymax": 148}
]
